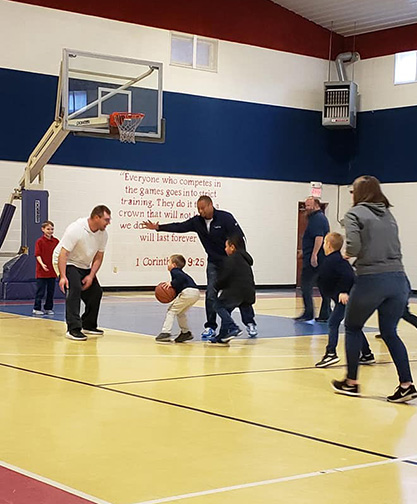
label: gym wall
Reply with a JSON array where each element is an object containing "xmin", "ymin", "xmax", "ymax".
[{"xmin": 1, "ymin": 0, "xmax": 417, "ymax": 287}]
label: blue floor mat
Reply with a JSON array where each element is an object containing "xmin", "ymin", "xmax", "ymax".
[{"xmin": 0, "ymin": 298, "xmax": 376, "ymax": 339}]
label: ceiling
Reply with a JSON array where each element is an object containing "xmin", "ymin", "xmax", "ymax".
[{"xmin": 271, "ymin": 0, "xmax": 417, "ymax": 36}]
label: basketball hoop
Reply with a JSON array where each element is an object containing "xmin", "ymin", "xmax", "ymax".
[{"xmin": 109, "ymin": 112, "xmax": 145, "ymax": 144}]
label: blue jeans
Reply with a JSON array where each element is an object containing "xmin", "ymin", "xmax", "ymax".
[
  {"xmin": 205, "ymin": 262, "xmax": 256, "ymax": 330},
  {"xmin": 301, "ymin": 263, "xmax": 331, "ymax": 320},
  {"xmin": 214, "ymin": 299, "xmax": 240, "ymax": 337},
  {"xmin": 344, "ymin": 271, "xmax": 411, "ymax": 382},
  {"xmin": 205, "ymin": 262, "xmax": 220, "ymax": 329},
  {"xmin": 326, "ymin": 301, "xmax": 371, "ymax": 355},
  {"xmin": 34, "ymin": 277, "xmax": 56, "ymax": 311}
]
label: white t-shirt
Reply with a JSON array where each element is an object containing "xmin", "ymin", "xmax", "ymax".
[{"xmin": 53, "ymin": 217, "xmax": 108, "ymax": 269}]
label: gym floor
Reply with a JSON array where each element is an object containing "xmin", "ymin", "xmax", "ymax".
[{"xmin": 1, "ymin": 290, "xmax": 416, "ymax": 504}]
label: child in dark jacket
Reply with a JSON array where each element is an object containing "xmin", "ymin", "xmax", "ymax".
[
  {"xmin": 316, "ymin": 232, "xmax": 374, "ymax": 367},
  {"xmin": 208, "ymin": 235, "xmax": 257, "ymax": 345}
]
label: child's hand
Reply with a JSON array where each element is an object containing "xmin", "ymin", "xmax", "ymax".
[
  {"xmin": 42, "ymin": 264, "xmax": 49, "ymax": 272},
  {"xmin": 339, "ymin": 293, "xmax": 349, "ymax": 305}
]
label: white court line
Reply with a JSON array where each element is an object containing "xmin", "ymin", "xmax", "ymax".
[
  {"xmin": 0, "ymin": 351, "xmax": 414, "ymax": 359},
  {"xmin": 0, "ymin": 460, "xmax": 112, "ymax": 504},
  {"xmin": 132, "ymin": 455, "xmax": 417, "ymax": 504}
]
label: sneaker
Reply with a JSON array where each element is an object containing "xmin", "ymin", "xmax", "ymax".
[
  {"xmin": 207, "ymin": 336, "xmax": 229, "ymax": 346},
  {"xmin": 315, "ymin": 317, "xmax": 329, "ymax": 323},
  {"xmin": 174, "ymin": 331, "xmax": 193, "ymax": 343},
  {"xmin": 32, "ymin": 309, "xmax": 44, "ymax": 316},
  {"xmin": 359, "ymin": 353, "xmax": 376, "ymax": 364},
  {"xmin": 246, "ymin": 323, "xmax": 258, "ymax": 338},
  {"xmin": 44, "ymin": 310, "xmax": 54, "ymax": 315},
  {"xmin": 220, "ymin": 328, "xmax": 243, "ymax": 343},
  {"xmin": 82, "ymin": 327, "xmax": 104, "ymax": 336},
  {"xmin": 331, "ymin": 379, "xmax": 360, "ymax": 396},
  {"xmin": 387, "ymin": 384, "xmax": 417, "ymax": 403},
  {"xmin": 315, "ymin": 353, "xmax": 340, "ymax": 368},
  {"xmin": 201, "ymin": 327, "xmax": 216, "ymax": 340},
  {"xmin": 294, "ymin": 314, "xmax": 313, "ymax": 322},
  {"xmin": 65, "ymin": 329, "xmax": 87, "ymax": 341},
  {"xmin": 155, "ymin": 332, "xmax": 172, "ymax": 342}
]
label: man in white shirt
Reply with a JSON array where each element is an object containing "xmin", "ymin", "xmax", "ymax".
[{"xmin": 53, "ymin": 205, "xmax": 111, "ymax": 341}]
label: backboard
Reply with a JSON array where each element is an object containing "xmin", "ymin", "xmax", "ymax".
[{"xmin": 59, "ymin": 49, "xmax": 164, "ymax": 142}]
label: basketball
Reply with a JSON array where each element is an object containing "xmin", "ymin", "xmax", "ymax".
[{"xmin": 155, "ymin": 282, "xmax": 176, "ymax": 303}]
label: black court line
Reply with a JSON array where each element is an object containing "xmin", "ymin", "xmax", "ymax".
[
  {"xmin": 1, "ymin": 361, "xmax": 417, "ymax": 467},
  {"xmin": 97, "ymin": 358, "xmax": 417, "ymax": 387}
]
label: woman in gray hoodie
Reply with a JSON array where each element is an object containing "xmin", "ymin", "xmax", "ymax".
[{"xmin": 332, "ymin": 175, "xmax": 417, "ymax": 403}]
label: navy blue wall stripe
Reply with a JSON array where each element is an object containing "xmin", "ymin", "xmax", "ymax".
[{"xmin": 0, "ymin": 67, "xmax": 387, "ymax": 185}]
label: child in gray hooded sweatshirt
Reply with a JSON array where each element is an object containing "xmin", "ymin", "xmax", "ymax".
[{"xmin": 332, "ymin": 175, "xmax": 417, "ymax": 403}]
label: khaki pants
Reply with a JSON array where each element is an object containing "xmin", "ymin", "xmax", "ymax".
[{"xmin": 161, "ymin": 288, "xmax": 200, "ymax": 334}]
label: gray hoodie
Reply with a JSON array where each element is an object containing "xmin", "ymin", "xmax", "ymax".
[{"xmin": 344, "ymin": 202, "xmax": 404, "ymax": 275}]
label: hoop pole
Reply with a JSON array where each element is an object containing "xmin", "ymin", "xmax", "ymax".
[{"xmin": 68, "ymin": 67, "xmax": 154, "ymax": 120}]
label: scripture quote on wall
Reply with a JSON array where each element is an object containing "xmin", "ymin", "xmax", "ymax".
[{"xmin": 112, "ymin": 171, "xmax": 223, "ymax": 277}]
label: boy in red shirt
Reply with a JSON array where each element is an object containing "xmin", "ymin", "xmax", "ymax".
[{"xmin": 33, "ymin": 221, "xmax": 59, "ymax": 315}]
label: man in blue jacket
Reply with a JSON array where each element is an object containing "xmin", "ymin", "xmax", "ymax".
[
  {"xmin": 142, "ymin": 195, "xmax": 250, "ymax": 339},
  {"xmin": 295, "ymin": 196, "xmax": 331, "ymax": 322}
]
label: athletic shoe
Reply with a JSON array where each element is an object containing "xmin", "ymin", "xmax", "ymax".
[
  {"xmin": 315, "ymin": 317, "xmax": 329, "ymax": 323},
  {"xmin": 294, "ymin": 316, "xmax": 314, "ymax": 323},
  {"xmin": 331, "ymin": 378, "xmax": 360, "ymax": 396},
  {"xmin": 32, "ymin": 309, "xmax": 44, "ymax": 316},
  {"xmin": 246, "ymin": 323, "xmax": 258, "ymax": 338},
  {"xmin": 65, "ymin": 329, "xmax": 87, "ymax": 341},
  {"xmin": 359, "ymin": 353, "xmax": 376, "ymax": 364},
  {"xmin": 207, "ymin": 336, "xmax": 229, "ymax": 346},
  {"xmin": 82, "ymin": 328, "xmax": 104, "ymax": 336},
  {"xmin": 174, "ymin": 331, "xmax": 193, "ymax": 343},
  {"xmin": 220, "ymin": 328, "xmax": 243, "ymax": 343},
  {"xmin": 387, "ymin": 384, "xmax": 417, "ymax": 403},
  {"xmin": 44, "ymin": 310, "xmax": 54, "ymax": 315},
  {"xmin": 294, "ymin": 314, "xmax": 313, "ymax": 321},
  {"xmin": 201, "ymin": 327, "xmax": 216, "ymax": 340},
  {"xmin": 155, "ymin": 333, "xmax": 172, "ymax": 342},
  {"xmin": 315, "ymin": 353, "xmax": 340, "ymax": 368}
]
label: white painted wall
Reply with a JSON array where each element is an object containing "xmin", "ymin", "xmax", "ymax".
[
  {"xmin": 0, "ymin": 0, "xmax": 329, "ymax": 111},
  {"xmin": 352, "ymin": 55, "xmax": 417, "ymax": 112},
  {"xmin": 337, "ymin": 184, "xmax": 417, "ymax": 288},
  {"xmin": 0, "ymin": 160, "xmax": 339, "ymax": 287}
]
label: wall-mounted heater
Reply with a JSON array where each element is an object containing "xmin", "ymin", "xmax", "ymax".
[{"xmin": 323, "ymin": 52, "xmax": 359, "ymax": 129}]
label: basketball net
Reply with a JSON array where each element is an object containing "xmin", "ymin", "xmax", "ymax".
[{"xmin": 110, "ymin": 112, "xmax": 145, "ymax": 144}]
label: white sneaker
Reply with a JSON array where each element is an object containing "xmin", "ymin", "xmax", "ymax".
[
  {"xmin": 32, "ymin": 309, "xmax": 44, "ymax": 316},
  {"xmin": 246, "ymin": 323, "xmax": 258, "ymax": 338},
  {"xmin": 44, "ymin": 310, "xmax": 54, "ymax": 315}
]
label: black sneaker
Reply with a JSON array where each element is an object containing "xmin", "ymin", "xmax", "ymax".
[
  {"xmin": 220, "ymin": 328, "xmax": 243, "ymax": 343},
  {"xmin": 294, "ymin": 314, "xmax": 314, "ymax": 322},
  {"xmin": 155, "ymin": 332, "xmax": 172, "ymax": 342},
  {"xmin": 315, "ymin": 353, "xmax": 340, "ymax": 368},
  {"xmin": 65, "ymin": 329, "xmax": 87, "ymax": 341},
  {"xmin": 315, "ymin": 317, "xmax": 329, "ymax": 323},
  {"xmin": 174, "ymin": 331, "xmax": 193, "ymax": 343},
  {"xmin": 331, "ymin": 379, "xmax": 360, "ymax": 396},
  {"xmin": 82, "ymin": 327, "xmax": 104, "ymax": 336},
  {"xmin": 359, "ymin": 353, "xmax": 376, "ymax": 364},
  {"xmin": 387, "ymin": 384, "xmax": 417, "ymax": 403}
]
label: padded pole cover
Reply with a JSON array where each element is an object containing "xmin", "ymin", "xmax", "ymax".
[{"xmin": 0, "ymin": 203, "xmax": 16, "ymax": 249}]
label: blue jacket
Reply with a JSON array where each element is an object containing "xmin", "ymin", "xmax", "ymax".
[
  {"xmin": 170, "ymin": 267, "xmax": 198, "ymax": 294},
  {"xmin": 318, "ymin": 251, "xmax": 355, "ymax": 302},
  {"xmin": 158, "ymin": 208, "xmax": 244, "ymax": 265}
]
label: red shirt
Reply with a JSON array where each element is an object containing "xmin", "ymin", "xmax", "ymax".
[{"xmin": 35, "ymin": 235, "xmax": 59, "ymax": 278}]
